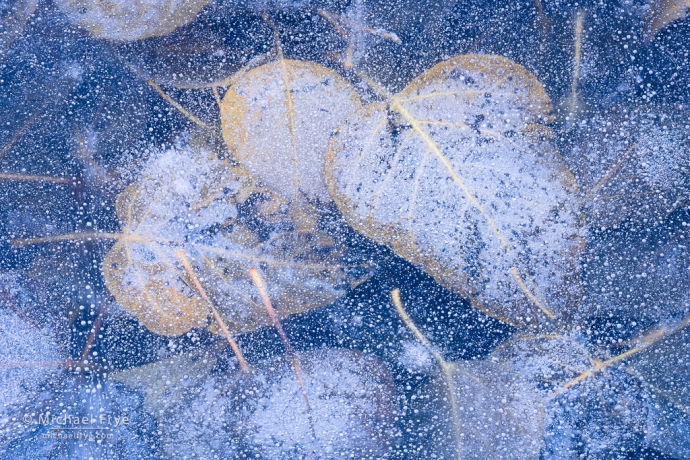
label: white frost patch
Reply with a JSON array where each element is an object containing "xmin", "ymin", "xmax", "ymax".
[{"xmin": 398, "ymin": 340, "xmax": 433, "ymax": 373}]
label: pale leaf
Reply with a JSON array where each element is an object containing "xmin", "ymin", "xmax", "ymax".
[
  {"xmin": 103, "ymin": 146, "xmax": 366, "ymax": 336},
  {"xmin": 327, "ymin": 53, "xmax": 582, "ymax": 329},
  {"xmin": 55, "ymin": 0, "xmax": 212, "ymax": 42},
  {"xmin": 415, "ymin": 359, "xmax": 545, "ymax": 459},
  {"xmin": 157, "ymin": 348, "xmax": 398, "ymax": 459}
]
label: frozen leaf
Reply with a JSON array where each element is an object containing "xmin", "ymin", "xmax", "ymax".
[
  {"xmin": 391, "ymin": 290, "xmax": 544, "ymax": 459},
  {"xmin": 102, "ymin": 146, "xmax": 365, "ymax": 336},
  {"xmin": 157, "ymin": 348, "xmax": 398, "ymax": 459},
  {"xmin": 221, "ymin": 59, "xmax": 361, "ymax": 203},
  {"xmin": 493, "ymin": 334, "xmax": 649, "ymax": 458},
  {"xmin": 327, "ymin": 54, "xmax": 582, "ymax": 329},
  {"xmin": 581, "ymin": 214, "xmax": 690, "ymax": 332},
  {"xmin": 112, "ymin": 350, "xmax": 215, "ymax": 417},
  {"xmin": 56, "ymin": 0, "xmax": 212, "ymax": 42},
  {"xmin": 494, "ymin": 322, "xmax": 690, "ymax": 458},
  {"xmin": 563, "ymin": 108, "xmax": 690, "ymax": 228},
  {"xmin": 414, "ymin": 359, "xmax": 546, "ymax": 459},
  {"xmin": 0, "ymin": 303, "xmax": 60, "ymax": 423},
  {"xmin": 0, "ymin": 0, "xmax": 37, "ymax": 58},
  {"xmin": 627, "ymin": 323, "xmax": 690, "ymax": 458},
  {"xmin": 2, "ymin": 379, "xmax": 158, "ymax": 459},
  {"xmin": 645, "ymin": 0, "xmax": 690, "ymax": 38}
]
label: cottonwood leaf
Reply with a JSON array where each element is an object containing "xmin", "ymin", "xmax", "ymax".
[
  {"xmin": 0, "ymin": 304, "xmax": 60, "ymax": 423},
  {"xmin": 493, "ymin": 334, "xmax": 665, "ymax": 457},
  {"xmin": 56, "ymin": 0, "xmax": 212, "ymax": 41},
  {"xmin": 413, "ymin": 359, "xmax": 545, "ymax": 459},
  {"xmin": 327, "ymin": 53, "xmax": 582, "ymax": 329},
  {"xmin": 103, "ymin": 146, "xmax": 365, "ymax": 336},
  {"xmin": 627, "ymin": 324, "xmax": 690, "ymax": 458},
  {"xmin": 221, "ymin": 59, "xmax": 361, "ymax": 203},
  {"xmin": 563, "ymin": 108, "xmax": 690, "ymax": 228},
  {"xmin": 112, "ymin": 351, "xmax": 216, "ymax": 418},
  {"xmin": 157, "ymin": 348, "xmax": 398, "ymax": 459},
  {"xmin": 0, "ymin": 0, "xmax": 37, "ymax": 58}
]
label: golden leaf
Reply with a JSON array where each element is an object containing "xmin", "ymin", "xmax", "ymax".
[
  {"xmin": 328, "ymin": 54, "xmax": 582, "ymax": 329},
  {"xmin": 102, "ymin": 146, "xmax": 366, "ymax": 336},
  {"xmin": 56, "ymin": 0, "xmax": 212, "ymax": 42},
  {"xmin": 221, "ymin": 59, "xmax": 361, "ymax": 203}
]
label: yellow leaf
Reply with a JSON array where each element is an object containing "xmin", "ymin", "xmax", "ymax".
[
  {"xmin": 221, "ymin": 59, "xmax": 361, "ymax": 203},
  {"xmin": 55, "ymin": 0, "xmax": 212, "ymax": 41},
  {"xmin": 328, "ymin": 54, "xmax": 582, "ymax": 329},
  {"xmin": 103, "ymin": 146, "xmax": 366, "ymax": 336}
]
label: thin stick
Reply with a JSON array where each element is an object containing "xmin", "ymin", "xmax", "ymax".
[
  {"xmin": 549, "ymin": 312, "xmax": 690, "ymax": 399},
  {"xmin": 567, "ymin": 10, "xmax": 584, "ymax": 118},
  {"xmin": 11, "ymin": 232, "xmax": 122, "ymax": 247},
  {"xmin": 176, "ymin": 249, "xmax": 250, "ymax": 376},
  {"xmin": 147, "ymin": 80, "xmax": 215, "ymax": 132},
  {"xmin": 249, "ymin": 268, "xmax": 313, "ymax": 416},
  {"xmin": 319, "ymin": 9, "xmax": 349, "ymax": 37},
  {"xmin": 79, "ymin": 302, "xmax": 107, "ymax": 366},
  {"xmin": 586, "ymin": 142, "xmax": 638, "ymax": 198},
  {"xmin": 0, "ymin": 173, "xmax": 69, "ymax": 184},
  {"xmin": 391, "ymin": 289, "xmax": 461, "ymax": 460},
  {"xmin": 212, "ymin": 86, "xmax": 223, "ymax": 111},
  {"xmin": 0, "ymin": 106, "xmax": 42, "ymax": 161},
  {"xmin": 0, "ymin": 361, "xmax": 71, "ymax": 369}
]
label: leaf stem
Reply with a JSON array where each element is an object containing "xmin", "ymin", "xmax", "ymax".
[
  {"xmin": 568, "ymin": 10, "xmax": 584, "ymax": 117},
  {"xmin": 550, "ymin": 313, "xmax": 690, "ymax": 399},
  {"xmin": 11, "ymin": 232, "xmax": 122, "ymax": 247},
  {"xmin": 0, "ymin": 173, "xmax": 69, "ymax": 184},
  {"xmin": 146, "ymin": 80, "xmax": 215, "ymax": 132},
  {"xmin": 250, "ymin": 268, "xmax": 314, "ymax": 422},
  {"xmin": 176, "ymin": 249, "xmax": 250, "ymax": 376},
  {"xmin": 391, "ymin": 289, "xmax": 461, "ymax": 460}
]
